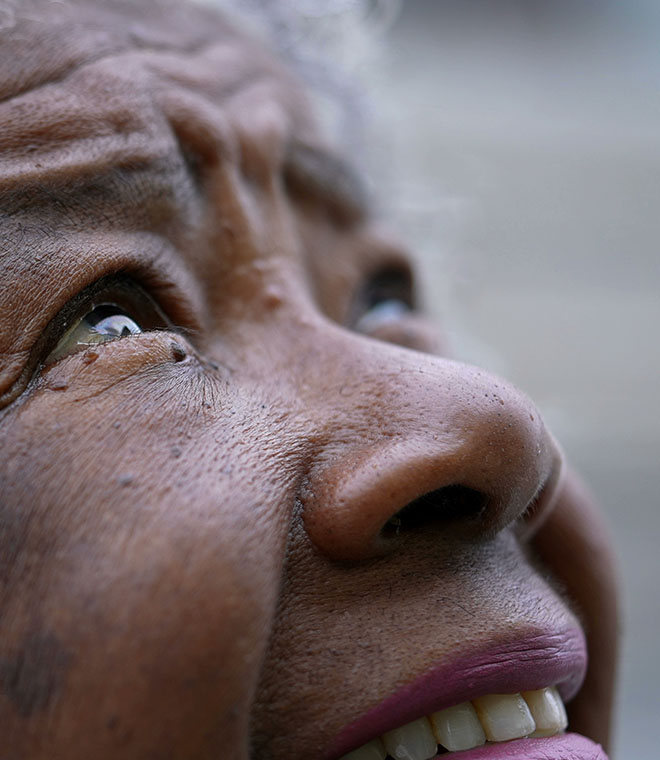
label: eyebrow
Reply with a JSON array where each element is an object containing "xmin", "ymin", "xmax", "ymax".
[{"xmin": 282, "ymin": 140, "xmax": 369, "ymax": 224}]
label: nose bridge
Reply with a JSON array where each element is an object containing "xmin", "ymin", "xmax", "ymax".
[{"xmin": 287, "ymin": 319, "xmax": 561, "ymax": 561}]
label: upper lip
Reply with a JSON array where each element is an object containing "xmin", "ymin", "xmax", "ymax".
[{"xmin": 323, "ymin": 626, "xmax": 587, "ymax": 760}]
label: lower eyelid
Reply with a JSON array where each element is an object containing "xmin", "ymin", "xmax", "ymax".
[
  {"xmin": 38, "ymin": 330, "xmax": 193, "ymax": 388},
  {"xmin": 45, "ymin": 331, "xmax": 133, "ymax": 366}
]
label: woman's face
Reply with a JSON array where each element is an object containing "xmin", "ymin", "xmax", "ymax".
[{"xmin": 0, "ymin": 2, "xmax": 618, "ymax": 759}]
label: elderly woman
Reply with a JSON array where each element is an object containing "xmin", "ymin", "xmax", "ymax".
[{"xmin": 0, "ymin": 1, "xmax": 618, "ymax": 758}]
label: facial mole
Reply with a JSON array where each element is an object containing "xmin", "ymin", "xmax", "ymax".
[
  {"xmin": 264, "ymin": 285, "xmax": 284, "ymax": 309},
  {"xmin": 106, "ymin": 712, "xmax": 134, "ymax": 744},
  {"xmin": 82, "ymin": 349, "xmax": 99, "ymax": 365},
  {"xmin": 170, "ymin": 342, "xmax": 187, "ymax": 362}
]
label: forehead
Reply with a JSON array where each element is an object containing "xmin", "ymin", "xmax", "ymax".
[
  {"xmin": 0, "ymin": 0, "xmax": 262, "ymax": 99},
  {"xmin": 0, "ymin": 0, "xmax": 375, "ymax": 400},
  {"xmin": 0, "ymin": 0, "xmax": 366, "ymax": 222},
  {"xmin": 0, "ymin": 0, "xmax": 313, "ymax": 170}
]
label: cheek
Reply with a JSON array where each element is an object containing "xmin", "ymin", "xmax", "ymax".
[{"xmin": 0, "ymin": 345, "xmax": 298, "ymax": 752}]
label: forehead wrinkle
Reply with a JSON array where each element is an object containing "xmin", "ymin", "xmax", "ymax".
[
  {"xmin": 0, "ymin": 52, "xmax": 205, "ymax": 234},
  {"xmin": 1, "ymin": 160, "xmax": 200, "ymax": 238},
  {"xmin": 0, "ymin": 51, "xmax": 184, "ymax": 191},
  {"xmin": 0, "ymin": 0, "xmax": 230, "ymax": 104},
  {"xmin": 0, "ymin": 132, "xmax": 177, "ymax": 203}
]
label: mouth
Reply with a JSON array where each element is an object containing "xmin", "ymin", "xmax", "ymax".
[{"xmin": 325, "ymin": 628, "xmax": 608, "ymax": 760}]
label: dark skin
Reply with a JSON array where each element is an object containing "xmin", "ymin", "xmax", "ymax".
[{"xmin": 0, "ymin": 1, "xmax": 618, "ymax": 758}]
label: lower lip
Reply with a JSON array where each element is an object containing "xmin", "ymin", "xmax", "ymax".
[{"xmin": 436, "ymin": 733, "xmax": 608, "ymax": 760}]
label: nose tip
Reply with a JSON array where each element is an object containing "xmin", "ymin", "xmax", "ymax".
[{"xmin": 301, "ymin": 357, "xmax": 563, "ymax": 562}]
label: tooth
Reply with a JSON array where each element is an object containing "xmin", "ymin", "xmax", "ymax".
[
  {"xmin": 383, "ymin": 717, "xmax": 438, "ymax": 760},
  {"xmin": 472, "ymin": 693, "xmax": 536, "ymax": 742},
  {"xmin": 430, "ymin": 701, "xmax": 486, "ymax": 752},
  {"xmin": 339, "ymin": 738, "xmax": 387, "ymax": 760},
  {"xmin": 523, "ymin": 687, "xmax": 568, "ymax": 737}
]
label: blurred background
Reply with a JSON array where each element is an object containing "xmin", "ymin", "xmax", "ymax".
[{"xmin": 363, "ymin": 1, "xmax": 659, "ymax": 757}]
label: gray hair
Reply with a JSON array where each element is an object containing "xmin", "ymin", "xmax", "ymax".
[{"xmin": 193, "ymin": 0, "xmax": 401, "ymax": 155}]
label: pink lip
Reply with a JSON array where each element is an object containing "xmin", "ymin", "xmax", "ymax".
[{"xmin": 324, "ymin": 628, "xmax": 588, "ymax": 760}]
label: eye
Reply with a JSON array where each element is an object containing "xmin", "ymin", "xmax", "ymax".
[
  {"xmin": 44, "ymin": 277, "xmax": 170, "ymax": 365},
  {"xmin": 350, "ymin": 264, "xmax": 443, "ymax": 354},
  {"xmin": 47, "ymin": 305, "xmax": 143, "ymax": 363},
  {"xmin": 352, "ymin": 266, "xmax": 414, "ymax": 335}
]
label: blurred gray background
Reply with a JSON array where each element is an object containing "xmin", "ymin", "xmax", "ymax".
[{"xmin": 364, "ymin": 1, "xmax": 659, "ymax": 756}]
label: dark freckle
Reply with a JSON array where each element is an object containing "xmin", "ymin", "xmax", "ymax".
[
  {"xmin": 0, "ymin": 630, "xmax": 72, "ymax": 718},
  {"xmin": 107, "ymin": 714, "xmax": 120, "ymax": 731},
  {"xmin": 264, "ymin": 287, "xmax": 283, "ymax": 309},
  {"xmin": 106, "ymin": 712, "xmax": 134, "ymax": 744},
  {"xmin": 220, "ymin": 220, "xmax": 235, "ymax": 238},
  {"xmin": 0, "ymin": 507, "xmax": 30, "ymax": 582},
  {"xmin": 82, "ymin": 349, "xmax": 99, "ymax": 365},
  {"xmin": 171, "ymin": 446, "xmax": 182, "ymax": 458},
  {"xmin": 170, "ymin": 341, "xmax": 187, "ymax": 362}
]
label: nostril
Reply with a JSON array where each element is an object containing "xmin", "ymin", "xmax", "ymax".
[{"xmin": 381, "ymin": 485, "xmax": 487, "ymax": 537}]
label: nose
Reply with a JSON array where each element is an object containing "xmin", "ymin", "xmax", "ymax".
[{"xmin": 296, "ymin": 323, "xmax": 563, "ymax": 562}]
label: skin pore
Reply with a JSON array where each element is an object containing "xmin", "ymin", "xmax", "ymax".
[{"xmin": 0, "ymin": 1, "xmax": 618, "ymax": 758}]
